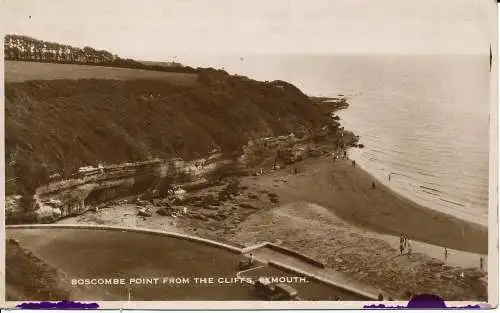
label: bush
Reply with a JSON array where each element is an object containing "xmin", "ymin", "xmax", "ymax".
[
  {"xmin": 13, "ymin": 162, "xmax": 49, "ymax": 211},
  {"xmin": 157, "ymin": 175, "xmax": 175, "ymax": 198}
]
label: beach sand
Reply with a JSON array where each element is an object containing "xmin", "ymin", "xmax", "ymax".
[
  {"xmin": 248, "ymin": 156, "xmax": 488, "ymax": 254},
  {"xmin": 58, "ymin": 154, "xmax": 488, "ymax": 300}
]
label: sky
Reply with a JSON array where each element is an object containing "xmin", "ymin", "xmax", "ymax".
[{"xmin": 1, "ymin": 0, "xmax": 497, "ymax": 67}]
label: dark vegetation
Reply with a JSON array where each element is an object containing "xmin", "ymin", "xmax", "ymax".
[
  {"xmin": 5, "ymin": 75, "xmax": 328, "ymax": 202},
  {"xmin": 5, "ymin": 34, "xmax": 197, "ymax": 74},
  {"xmin": 6, "ymin": 238, "xmax": 71, "ymax": 300},
  {"xmin": 11, "ymin": 163, "xmax": 50, "ymax": 209},
  {"xmin": 5, "ymin": 37, "xmax": 334, "ymax": 206}
]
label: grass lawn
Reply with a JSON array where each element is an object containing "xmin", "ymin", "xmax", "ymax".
[{"xmin": 5, "ymin": 61, "xmax": 198, "ymax": 84}]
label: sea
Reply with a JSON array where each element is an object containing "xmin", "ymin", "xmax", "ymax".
[{"xmin": 182, "ymin": 54, "xmax": 491, "ymax": 226}]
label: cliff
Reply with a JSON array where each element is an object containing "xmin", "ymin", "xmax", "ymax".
[{"xmin": 5, "ymin": 62, "xmax": 343, "ymax": 212}]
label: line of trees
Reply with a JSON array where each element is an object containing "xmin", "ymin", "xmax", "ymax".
[
  {"xmin": 4, "ymin": 34, "xmax": 198, "ymax": 74},
  {"xmin": 5, "ymin": 34, "xmax": 118, "ymax": 64}
]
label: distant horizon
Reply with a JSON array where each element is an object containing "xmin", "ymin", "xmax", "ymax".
[
  {"xmin": 3, "ymin": 0, "xmax": 495, "ymax": 63},
  {"xmin": 4, "ymin": 32, "xmax": 489, "ymax": 68}
]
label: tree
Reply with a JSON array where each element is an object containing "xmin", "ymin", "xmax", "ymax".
[
  {"xmin": 4, "ymin": 34, "xmax": 195, "ymax": 72},
  {"xmin": 13, "ymin": 161, "xmax": 50, "ymax": 211}
]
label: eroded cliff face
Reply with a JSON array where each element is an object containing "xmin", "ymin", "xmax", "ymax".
[
  {"xmin": 5, "ymin": 155, "xmax": 234, "ymax": 224},
  {"xmin": 5, "ymin": 120, "xmax": 355, "ymax": 225}
]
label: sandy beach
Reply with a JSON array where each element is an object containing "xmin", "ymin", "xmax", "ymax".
[
  {"xmin": 251, "ymin": 156, "xmax": 488, "ymax": 254},
  {"xmin": 60, "ymin": 152, "xmax": 488, "ymax": 300}
]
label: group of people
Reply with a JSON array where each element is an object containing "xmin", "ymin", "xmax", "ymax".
[
  {"xmin": 399, "ymin": 233, "xmax": 413, "ymax": 256},
  {"xmin": 331, "ymin": 149, "xmax": 348, "ymax": 162}
]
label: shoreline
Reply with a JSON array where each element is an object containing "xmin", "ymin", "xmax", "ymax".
[
  {"xmin": 353, "ymin": 153, "xmax": 488, "ymax": 228},
  {"xmin": 345, "ymin": 147, "xmax": 488, "ymax": 227},
  {"xmin": 267, "ymin": 155, "xmax": 487, "ymax": 254},
  {"xmin": 348, "ymin": 159, "xmax": 488, "ymax": 253}
]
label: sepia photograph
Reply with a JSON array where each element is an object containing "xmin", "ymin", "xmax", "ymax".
[{"xmin": 1, "ymin": 0, "xmax": 498, "ymax": 309}]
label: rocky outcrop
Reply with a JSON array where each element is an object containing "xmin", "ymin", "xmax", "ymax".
[{"xmin": 6, "ymin": 157, "xmax": 216, "ymax": 224}]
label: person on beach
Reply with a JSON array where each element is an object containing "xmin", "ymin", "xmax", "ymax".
[
  {"xmin": 352, "ymin": 160, "xmax": 356, "ymax": 168},
  {"xmin": 480, "ymin": 257, "xmax": 484, "ymax": 271},
  {"xmin": 399, "ymin": 233, "xmax": 405, "ymax": 254},
  {"xmin": 444, "ymin": 248, "xmax": 448, "ymax": 260},
  {"xmin": 249, "ymin": 253, "xmax": 254, "ymax": 264},
  {"xmin": 407, "ymin": 239, "xmax": 413, "ymax": 256}
]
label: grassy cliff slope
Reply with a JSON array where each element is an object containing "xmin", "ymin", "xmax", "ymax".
[
  {"xmin": 6, "ymin": 239, "xmax": 71, "ymax": 301},
  {"xmin": 5, "ymin": 61, "xmax": 331, "ymax": 197}
]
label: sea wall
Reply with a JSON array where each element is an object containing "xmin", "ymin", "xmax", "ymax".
[{"xmin": 6, "ymin": 224, "xmax": 243, "ymax": 254}]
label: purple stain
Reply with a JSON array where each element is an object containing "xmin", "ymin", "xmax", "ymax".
[
  {"xmin": 16, "ymin": 300, "xmax": 99, "ymax": 309},
  {"xmin": 363, "ymin": 294, "xmax": 483, "ymax": 309},
  {"xmin": 363, "ymin": 304, "xmax": 407, "ymax": 309},
  {"xmin": 407, "ymin": 294, "xmax": 446, "ymax": 308}
]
